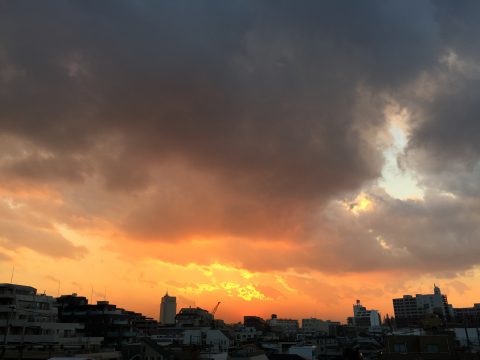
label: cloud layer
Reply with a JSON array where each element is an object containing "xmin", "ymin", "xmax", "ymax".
[{"xmin": 1, "ymin": 1, "xmax": 480, "ymax": 278}]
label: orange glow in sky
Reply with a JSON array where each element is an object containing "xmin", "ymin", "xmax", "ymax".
[{"xmin": 2, "ymin": 2, "xmax": 480, "ymax": 326}]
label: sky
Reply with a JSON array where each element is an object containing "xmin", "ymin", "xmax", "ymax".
[{"xmin": 2, "ymin": 1, "xmax": 480, "ymax": 323}]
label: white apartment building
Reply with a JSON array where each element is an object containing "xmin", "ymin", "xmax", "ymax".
[
  {"xmin": 347, "ymin": 300, "xmax": 381, "ymax": 328},
  {"xmin": 393, "ymin": 284, "xmax": 453, "ymax": 327},
  {"xmin": 0, "ymin": 283, "xmax": 102, "ymax": 347}
]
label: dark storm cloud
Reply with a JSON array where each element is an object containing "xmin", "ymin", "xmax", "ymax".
[
  {"xmin": 404, "ymin": 1, "xmax": 480, "ymax": 196},
  {"xmin": 407, "ymin": 75, "xmax": 480, "ymax": 193},
  {"xmin": 2, "ymin": 154, "xmax": 90, "ymax": 184},
  {"xmin": 0, "ymin": 0, "xmax": 439, "ymax": 199},
  {"xmin": 2, "ymin": 1, "xmax": 480, "ymax": 272}
]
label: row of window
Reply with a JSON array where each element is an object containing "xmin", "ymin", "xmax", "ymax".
[{"xmin": 393, "ymin": 343, "xmax": 441, "ymax": 353}]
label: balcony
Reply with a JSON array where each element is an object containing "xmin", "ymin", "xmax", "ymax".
[{"xmin": 1, "ymin": 334, "xmax": 59, "ymax": 344}]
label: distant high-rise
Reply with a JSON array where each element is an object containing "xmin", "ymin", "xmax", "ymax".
[{"xmin": 160, "ymin": 292, "xmax": 177, "ymax": 325}]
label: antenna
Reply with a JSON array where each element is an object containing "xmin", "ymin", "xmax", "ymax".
[
  {"xmin": 57, "ymin": 281, "xmax": 61, "ymax": 297},
  {"xmin": 90, "ymin": 284, "xmax": 94, "ymax": 304},
  {"xmin": 10, "ymin": 265, "xmax": 15, "ymax": 283}
]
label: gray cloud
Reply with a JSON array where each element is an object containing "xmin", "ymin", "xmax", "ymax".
[
  {"xmin": 403, "ymin": 1, "xmax": 480, "ymax": 196},
  {"xmin": 0, "ymin": 1, "xmax": 439, "ymax": 198},
  {"xmin": 1, "ymin": 1, "xmax": 480, "ymax": 274},
  {"xmin": 2, "ymin": 154, "xmax": 90, "ymax": 184},
  {"xmin": 310, "ymin": 188, "xmax": 480, "ymax": 274}
]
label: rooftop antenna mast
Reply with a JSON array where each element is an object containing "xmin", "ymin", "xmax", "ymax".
[{"xmin": 10, "ymin": 265, "xmax": 14, "ymax": 283}]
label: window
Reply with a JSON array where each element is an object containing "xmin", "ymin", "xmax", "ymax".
[
  {"xmin": 393, "ymin": 343, "xmax": 407, "ymax": 353},
  {"xmin": 425, "ymin": 344, "xmax": 439, "ymax": 353}
]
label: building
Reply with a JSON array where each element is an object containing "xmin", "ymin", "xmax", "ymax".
[
  {"xmin": 347, "ymin": 300, "xmax": 381, "ymax": 328},
  {"xmin": 0, "ymin": 284, "xmax": 103, "ymax": 357},
  {"xmin": 229, "ymin": 344, "xmax": 268, "ymax": 360},
  {"xmin": 451, "ymin": 303, "xmax": 480, "ymax": 326},
  {"xmin": 383, "ymin": 333, "xmax": 456, "ymax": 360},
  {"xmin": 183, "ymin": 329, "xmax": 230, "ymax": 354},
  {"xmin": 56, "ymin": 294, "xmax": 155, "ymax": 345},
  {"xmin": 175, "ymin": 307, "xmax": 213, "ymax": 328},
  {"xmin": 266, "ymin": 314, "xmax": 299, "ymax": 335},
  {"xmin": 244, "ymin": 316, "xmax": 267, "ymax": 331},
  {"xmin": 301, "ymin": 318, "xmax": 333, "ymax": 334},
  {"xmin": 316, "ymin": 337, "xmax": 342, "ymax": 359},
  {"xmin": 160, "ymin": 292, "xmax": 177, "ymax": 325},
  {"xmin": 121, "ymin": 338, "xmax": 173, "ymax": 360},
  {"xmin": 234, "ymin": 325, "xmax": 257, "ymax": 343},
  {"xmin": 392, "ymin": 284, "xmax": 452, "ymax": 328},
  {"xmin": 288, "ymin": 345, "xmax": 318, "ymax": 360}
]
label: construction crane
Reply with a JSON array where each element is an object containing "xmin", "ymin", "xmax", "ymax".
[{"xmin": 211, "ymin": 301, "xmax": 221, "ymax": 316}]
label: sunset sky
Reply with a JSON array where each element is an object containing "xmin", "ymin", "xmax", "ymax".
[{"xmin": 2, "ymin": 1, "xmax": 480, "ymax": 323}]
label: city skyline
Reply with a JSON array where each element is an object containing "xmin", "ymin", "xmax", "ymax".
[
  {"xmin": 1, "ymin": 277, "xmax": 475, "ymax": 325},
  {"xmin": 2, "ymin": 281, "xmax": 477, "ymax": 359},
  {"xmin": 2, "ymin": 1, "xmax": 480, "ymax": 324}
]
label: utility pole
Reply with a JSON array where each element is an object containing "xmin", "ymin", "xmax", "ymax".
[
  {"xmin": 18, "ymin": 316, "xmax": 27, "ymax": 360},
  {"xmin": 465, "ymin": 319, "xmax": 471, "ymax": 352}
]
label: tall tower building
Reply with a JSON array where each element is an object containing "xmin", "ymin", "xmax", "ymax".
[{"xmin": 160, "ymin": 292, "xmax": 177, "ymax": 325}]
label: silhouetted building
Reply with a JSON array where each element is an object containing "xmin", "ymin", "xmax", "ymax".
[
  {"xmin": 453, "ymin": 303, "xmax": 480, "ymax": 326},
  {"xmin": 122, "ymin": 338, "xmax": 174, "ymax": 360},
  {"xmin": 234, "ymin": 325, "xmax": 258, "ymax": 342},
  {"xmin": 393, "ymin": 284, "xmax": 452, "ymax": 328},
  {"xmin": 175, "ymin": 307, "xmax": 213, "ymax": 328},
  {"xmin": 288, "ymin": 345, "xmax": 318, "ymax": 360},
  {"xmin": 183, "ymin": 329, "xmax": 229, "ymax": 353},
  {"xmin": 160, "ymin": 292, "xmax": 177, "ymax": 325},
  {"xmin": 56, "ymin": 294, "xmax": 156, "ymax": 346},
  {"xmin": 267, "ymin": 354, "xmax": 305, "ymax": 360},
  {"xmin": 383, "ymin": 333, "xmax": 456, "ymax": 360},
  {"xmin": 301, "ymin": 318, "xmax": 333, "ymax": 334},
  {"xmin": 266, "ymin": 314, "xmax": 298, "ymax": 334},
  {"xmin": 244, "ymin": 316, "xmax": 267, "ymax": 331},
  {"xmin": 230, "ymin": 344, "xmax": 268, "ymax": 360}
]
